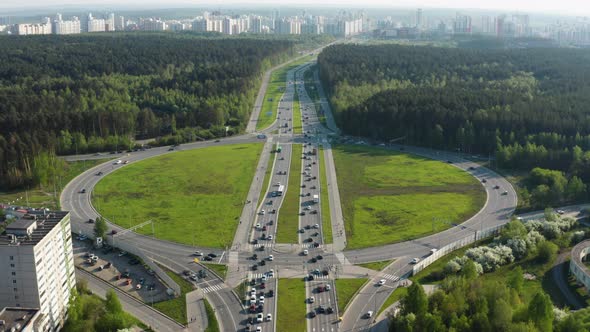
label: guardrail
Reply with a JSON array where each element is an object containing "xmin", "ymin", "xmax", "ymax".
[{"xmin": 412, "ymin": 224, "xmax": 505, "ymax": 275}]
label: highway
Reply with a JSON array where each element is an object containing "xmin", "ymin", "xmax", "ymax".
[{"xmin": 60, "ymin": 56, "xmax": 519, "ymax": 332}]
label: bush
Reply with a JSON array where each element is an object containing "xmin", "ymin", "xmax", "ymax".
[
  {"xmin": 572, "ymin": 231, "xmax": 586, "ymax": 244},
  {"xmin": 537, "ymin": 241, "xmax": 558, "ymax": 263},
  {"xmin": 506, "ymin": 238, "xmax": 528, "ymax": 259},
  {"xmin": 465, "ymin": 245, "xmax": 514, "ymax": 272}
]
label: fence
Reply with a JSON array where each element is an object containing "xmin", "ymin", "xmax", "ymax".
[{"xmin": 412, "ymin": 223, "xmax": 505, "ymax": 275}]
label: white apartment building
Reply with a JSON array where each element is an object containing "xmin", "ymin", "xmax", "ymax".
[
  {"xmin": 54, "ymin": 18, "xmax": 81, "ymax": 35},
  {"xmin": 16, "ymin": 22, "xmax": 51, "ymax": 35},
  {"xmin": 0, "ymin": 211, "xmax": 76, "ymax": 331},
  {"xmin": 87, "ymin": 14, "xmax": 106, "ymax": 33},
  {"xmin": 141, "ymin": 18, "xmax": 167, "ymax": 31}
]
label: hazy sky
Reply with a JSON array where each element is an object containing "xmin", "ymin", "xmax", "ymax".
[{"xmin": 3, "ymin": 0, "xmax": 590, "ymax": 16}]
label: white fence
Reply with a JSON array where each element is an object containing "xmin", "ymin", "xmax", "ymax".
[{"xmin": 412, "ymin": 223, "xmax": 505, "ymax": 275}]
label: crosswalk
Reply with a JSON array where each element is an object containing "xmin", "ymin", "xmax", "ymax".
[
  {"xmin": 201, "ymin": 283, "xmax": 224, "ymax": 294},
  {"xmin": 253, "ymin": 242, "xmax": 273, "ymax": 248},
  {"xmin": 248, "ymin": 272, "xmax": 275, "ymax": 280},
  {"xmin": 309, "ymin": 274, "xmax": 330, "ymax": 280},
  {"xmin": 301, "ymin": 243, "xmax": 321, "ymax": 249},
  {"xmin": 382, "ymin": 273, "xmax": 400, "ymax": 282}
]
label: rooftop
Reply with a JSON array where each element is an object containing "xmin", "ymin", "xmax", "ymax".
[
  {"xmin": 0, "ymin": 211, "xmax": 69, "ymax": 246},
  {"xmin": 0, "ymin": 307, "xmax": 39, "ymax": 332}
]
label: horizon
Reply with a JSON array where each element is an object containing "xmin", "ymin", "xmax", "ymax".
[{"xmin": 1, "ymin": 1, "xmax": 589, "ymax": 17}]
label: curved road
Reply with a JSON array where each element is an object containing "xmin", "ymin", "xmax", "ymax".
[{"xmin": 61, "ymin": 60, "xmax": 518, "ymax": 332}]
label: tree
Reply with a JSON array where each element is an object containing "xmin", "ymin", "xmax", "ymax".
[
  {"xmin": 491, "ymin": 299, "xmax": 513, "ymax": 332},
  {"xmin": 94, "ymin": 217, "xmax": 108, "ymax": 240},
  {"xmin": 536, "ymin": 241, "xmax": 558, "ymax": 263},
  {"xmin": 401, "ymin": 283, "xmax": 428, "ymax": 317},
  {"xmin": 105, "ymin": 289, "xmax": 122, "ymax": 314},
  {"xmin": 507, "ymin": 266, "xmax": 524, "ymax": 295},
  {"xmin": 566, "ymin": 176, "xmax": 586, "ymax": 201},
  {"xmin": 528, "ymin": 292, "xmax": 554, "ymax": 332},
  {"xmin": 460, "ymin": 260, "xmax": 479, "ymax": 280},
  {"xmin": 501, "ymin": 220, "xmax": 528, "ymax": 242}
]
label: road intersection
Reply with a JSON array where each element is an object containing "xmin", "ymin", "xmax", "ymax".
[{"xmin": 60, "ymin": 56, "xmax": 518, "ymax": 332}]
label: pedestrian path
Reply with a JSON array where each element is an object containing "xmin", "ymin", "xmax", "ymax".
[
  {"xmin": 253, "ymin": 242, "xmax": 273, "ymax": 248},
  {"xmin": 247, "ymin": 272, "xmax": 275, "ymax": 280},
  {"xmin": 201, "ymin": 284, "xmax": 224, "ymax": 294}
]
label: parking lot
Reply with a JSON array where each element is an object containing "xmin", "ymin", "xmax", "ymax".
[{"xmin": 73, "ymin": 238, "xmax": 169, "ymax": 303}]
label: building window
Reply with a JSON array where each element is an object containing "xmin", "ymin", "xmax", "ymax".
[
  {"xmin": 9, "ymin": 256, "xmax": 13, "ymax": 260},
  {"xmin": 13, "ymin": 288, "xmax": 17, "ymax": 292},
  {"xmin": 11, "ymin": 272, "xmax": 16, "ymax": 276},
  {"xmin": 12, "ymin": 280, "xmax": 16, "ymax": 284},
  {"xmin": 14, "ymin": 295, "xmax": 18, "ymax": 300},
  {"xmin": 10, "ymin": 264, "xmax": 14, "ymax": 268}
]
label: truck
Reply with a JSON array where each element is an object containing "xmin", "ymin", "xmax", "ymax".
[
  {"xmin": 277, "ymin": 185, "xmax": 285, "ymax": 196},
  {"xmin": 313, "ymin": 195, "xmax": 319, "ymax": 204},
  {"xmin": 312, "ymin": 148, "xmax": 317, "ymax": 155},
  {"xmin": 277, "ymin": 145, "xmax": 282, "ymax": 153}
]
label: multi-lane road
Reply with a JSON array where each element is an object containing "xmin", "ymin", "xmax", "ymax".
[{"xmin": 60, "ymin": 54, "xmax": 518, "ymax": 332}]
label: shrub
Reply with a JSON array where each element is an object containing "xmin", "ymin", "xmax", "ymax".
[{"xmin": 537, "ymin": 241, "xmax": 558, "ymax": 263}]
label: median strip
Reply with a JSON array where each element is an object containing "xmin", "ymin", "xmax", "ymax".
[{"xmin": 276, "ymin": 144, "xmax": 303, "ymax": 243}]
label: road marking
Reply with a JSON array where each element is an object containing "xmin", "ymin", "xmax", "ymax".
[
  {"xmin": 218, "ymin": 251, "xmax": 225, "ymax": 264},
  {"xmin": 202, "ymin": 284, "xmax": 224, "ymax": 294}
]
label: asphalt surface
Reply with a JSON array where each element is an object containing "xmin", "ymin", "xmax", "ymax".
[{"xmin": 60, "ymin": 56, "xmax": 520, "ymax": 332}]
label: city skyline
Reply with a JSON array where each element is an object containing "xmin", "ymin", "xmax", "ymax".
[{"xmin": 2, "ymin": 0, "xmax": 590, "ymax": 16}]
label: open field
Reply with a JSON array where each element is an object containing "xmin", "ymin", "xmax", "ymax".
[
  {"xmin": 0, "ymin": 158, "xmax": 109, "ymax": 210},
  {"xmin": 277, "ymin": 278, "xmax": 306, "ymax": 332},
  {"xmin": 276, "ymin": 144, "xmax": 303, "ymax": 243},
  {"xmin": 332, "ymin": 144, "xmax": 485, "ymax": 249},
  {"xmin": 335, "ymin": 278, "xmax": 367, "ymax": 314},
  {"xmin": 153, "ymin": 269, "xmax": 194, "ymax": 325},
  {"xmin": 93, "ymin": 144, "xmax": 263, "ymax": 248},
  {"xmin": 357, "ymin": 260, "xmax": 393, "ymax": 271},
  {"xmin": 319, "ymin": 146, "xmax": 332, "ymax": 244},
  {"xmin": 256, "ymin": 56, "xmax": 315, "ymax": 131}
]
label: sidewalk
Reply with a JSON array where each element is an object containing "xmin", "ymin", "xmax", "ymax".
[{"xmin": 186, "ymin": 290, "xmax": 208, "ymax": 331}]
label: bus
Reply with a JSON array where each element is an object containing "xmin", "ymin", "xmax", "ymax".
[{"xmin": 277, "ymin": 185, "xmax": 285, "ymax": 196}]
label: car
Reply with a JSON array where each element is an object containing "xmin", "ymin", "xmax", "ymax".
[
  {"xmin": 300, "ymin": 211, "xmax": 306, "ymax": 216},
  {"xmin": 311, "ymin": 210, "xmax": 318, "ymax": 214},
  {"xmin": 316, "ymin": 255, "xmax": 323, "ymax": 260},
  {"xmin": 378, "ymin": 279, "xmax": 386, "ymax": 286},
  {"xmin": 493, "ymin": 185, "xmax": 500, "ymax": 189},
  {"xmin": 252, "ymin": 239, "xmax": 259, "ymax": 245},
  {"xmin": 267, "ymin": 289, "xmax": 274, "ymax": 297},
  {"xmin": 194, "ymin": 251, "xmax": 203, "ymax": 256},
  {"xmin": 482, "ymin": 179, "xmax": 487, "ymax": 183},
  {"xmin": 214, "ymin": 139, "xmax": 220, "ymax": 142},
  {"xmin": 305, "ymin": 225, "xmax": 311, "ymax": 230},
  {"xmin": 252, "ymin": 254, "xmax": 258, "ymax": 260},
  {"xmin": 366, "ymin": 311, "xmax": 374, "ymax": 318},
  {"xmin": 325, "ymin": 284, "xmax": 331, "ymax": 291},
  {"xmin": 256, "ymin": 313, "xmax": 264, "ymax": 323},
  {"xmin": 267, "ymin": 235, "xmax": 273, "ymax": 240},
  {"xmin": 301, "ymin": 184, "xmax": 306, "ymax": 188},
  {"xmin": 168, "ymin": 147, "xmax": 174, "ymax": 151},
  {"xmin": 312, "ymin": 224, "xmax": 319, "ymax": 229},
  {"xmin": 299, "ymin": 228, "xmax": 305, "ymax": 233},
  {"xmin": 79, "ymin": 188, "xmax": 86, "ymax": 193},
  {"xmin": 502, "ymin": 191, "xmax": 508, "ymax": 195},
  {"xmin": 259, "ymin": 210, "xmax": 265, "ymax": 215},
  {"xmin": 312, "ymin": 232, "xmax": 319, "ymax": 237},
  {"xmin": 266, "ymin": 313, "xmax": 272, "ymax": 321},
  {"xmin": 256, "ymin": 327, "xmax": 262, "ymax": 332},
  {"xmin": 204, "ymin": 256, "xmax": 213, "ymax": 261},
  {"xmin": 308, "ymin": 296, "xmax": 315, "ymax": 304},
  {"xmin": 447, "ymin": 160, "xmax": 453, "ymax": 164},
  {"xmin": 322, "ymin": 269, "xmax": 329, "ymax": 276},
  {"xmin": 557, "ymin": 209, "xmax": 565, "ymax": 214},
  {"xmin": 309, "ymin": 311, "xmax": 317, "ymax": 318},
  {"xmin": 252, "ymin": 265, "xmax": 258, "ymax": 271},
  {"xmin": 259, "ymin": 295, "xmax": 265, "ymax": 304},
  {"xmin": 88, "ymin": 218, "xmax": 95, "ymax": 223},
  {"xmin": 307, "ymin": 274, "xmax": 315, "ymax": 281},
  {"xmin": 304, "ymin": 206, "xmax": 311, "ymax": 210},
  {"xmin": 136, "ymin": 283, "xmax": 142, "ymax": 290},
  {"xmin": 111, "ymin": 230, "xmax": 118, "ymax": 235},
  {"xmin": 259, "ymin": 245, "xmax": 265, "ymax": 251},
  {"xmin": 411, "ymin": 257, "xmax": 421, "ymax": 264},
  {"xmin": 118, "ymin": 251, "xmax": 127, "ymax": 257},
  {"xmin": 113, "ymin": 160, "xmax": 122, "ymax": 165},
  {"xmin": 262, "ymin": 275, "xmax": 267, "ymax": 282},
  {"xmin": 314, "ymin": 242, "xmax": 320, "ymax": 248},
  {"xmin": 317, "ymin": 305, "xmax": 326, "ymax": 313},
  {"xmin": 306, "ymin": 238, "xmax": 313, "ymax": 243},
  {"xmin": 208, "ymin": 253, "xmax": 217, "ymax": 258},
  {"xmin": 326, "ymin": 307, "xmax": 334, "ymax": 314},
  {"xmin": 259, "ymin": 260, "xmax": 266, "ymax": 266},
  {"xmin": 123, "ymin": 160, "xmax": 129, "ymax": 164},
  {"xmin": 267, "ymin": 255, "xmax": 274, "ymax": 261},
  {"xmin": 255, "ymin": 223, "xmax": 261, "ymax": 229},
  {"xmin": 95, "ymin": 171, "xmax": 103, "ymax": 176},
  {"xmin": 262, "ymin": 225, "xmax": 267, "ymax": 231},
  {"xmin": 311, "ymin": 257, "xmax": 317, "ymax": 263},
  {"xmin": 469, "ymin": 166, "xmax": 475, "ymax": 170},
  {"xmin": 268, "ymin": 269, "xmax": 275, "ymax": 277},
  {"xmin": 317, "ymin": 285, "xmax": 324, "ymax": 292},
  {"xmin": 430, "ymin": 248, "xmax": 438, "ymax": 255}
]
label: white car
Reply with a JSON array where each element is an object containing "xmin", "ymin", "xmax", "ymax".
[
  {"xmin": 411, "ymin": 258, "xmax": 421, "ymax": 264},
  {"xmin": 430, "ymin": 248, "xmax": 438, "ymax": 255},
  {"xmin": 256, "ymin": 313, "xmax": 264, "ymax": 323},
  {"xmin": 259, "ymin": 210, "xmax": 265, "ymax": 215},
  {"xmin": 303, "ymin": 250, "xmax": 309, "ymax": 256},
  {"xmin": 256, "ymin": 327, "xmax": 262, "ymax": 332},
  {"xmin": 325, "ymin": 284, "xmax": 331, "ymax": 291},
  {"xmin": 378, "ymin": 279, "xmax": 386, "ymax": 286},
  {"xmin": 268, "ymin": 255, "xmax": 274, "ymax": 261},
  {"xmin": 262, "ymin": 275, "xmax": 267, "ymax": 282},
  {"xmin": 266, "ymin": 313, "xmax": 272, "ymax": 321},
  {"xmin": 259, "ymin": 295, "xmax": 265, "ymax": 304},
  {"xmin": 268, "ymin": 269, "xmax": 275, "ymax": 277},
  {"xmin": 557, "ymin": 209, "xmax": 565, "ymax": 215},
  {"xmin": 267, "ymin": 235, "xmax": 273, "ymax": 240},
  {"xmin": 113, "ymin": 160, "xmax": 122, "ymax": 165},
  {"xmin": 366, "ymin": 310, "xmax": 374, "ymax": 318},
  {"xmin": 312, "ymin": 224, "xmax": 319, "ymax": 229},
  {"xmin": 255, "ymin": 223, "xmax": 261, "ymax": 229},
  {"xmin": 308, "ymin": 296, "xmax": 315, "ymax": 303}
]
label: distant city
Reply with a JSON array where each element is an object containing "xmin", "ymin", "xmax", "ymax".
[{"xmin": 1, "ymin": 8, "xmax": 590, "ymax": 45}]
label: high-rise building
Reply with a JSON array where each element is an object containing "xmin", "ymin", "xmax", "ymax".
[
  {"xmin": 54, "ymin": 17, "xmax": 81, "ymax": 34},
  {"xmin": 481, "ymin": 15, "xmax": 493, "ymax": 34},
  {"xmin": 415, "ymin": 8, "xmax": 423, "ymax": 29},
  {"xmin": 115, "ymin": 15, "xmax": 125, "ymax": 31},
  {"xmin": 454, "ymin": 13, "xmax": 472, "ymax": 34},
  {"xmin": 87, "ymin": 13, "xmax": 106, "ymax": 33},
  {"xmin": 251, "ymin": 16, "xmax": 262, "ymax": 33},
  {"xmin": 106, "ymin": 13, "xmax": 115, "ymax": 31},
  {"xmin": 0, "ymin": 211, "xmax": 75, "ymax": 331},
  {"xmin": 222, "ymin": 17, "xmax": 235, "ymax": 34},
  {"xmin": 16, "ymin": 22, "xmax": 52, "ymax": 35},
  {"xmin": 141, "ymin": 18, "xmax": 167, "ymax": 31}
]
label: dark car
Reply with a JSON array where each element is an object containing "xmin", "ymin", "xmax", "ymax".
[
  {"xmin": 313, "ymin": 242, "xmax": 320, "ymax": 248},
  {"xmin": 309, "ymin": 311, "xmax": 317, "ymax": 318},
  {"xmin": 252, "ymin": 239, "xmax": 259, "ymax": 245},
  {"xmin": 316, "ymin": 255, "xmax": 323, "ymax": 260},
  {"xmin": 208, "ymin": 253, "xmax": 217, "ymax": 258},
  {"xmin": 111, "ymin": 230, "xmax": 118, "ymax": 235},
  {"xmin": 204, "ymin": 256, "xmax": 213, "ymax": 261},
  {"xmin": 322, "ymin": 270, "xmax": 329, "ymax": 276},
  {"xmin": 311, "ymin": 257, "xmax": 317, "ymax": 263},
  {"xmin": 252, "ymin": 265, "xmax": 258, "ymax": 271},
  {"xmin": 469, "ymin": 166, "xmax": 475, "ymax": 170},
  {"xmin": 80, "ymin": 189, "xmax": 86, "ymax": 194},
  {"xmin": 317, "ymin": 305, "xmax": 326, "ymax": 313},
  {"xmin": 482, "ymin": 179, "xmax": 487, "ymax": 183},
  {"xmin": 326, "ymin": 307, "xmax": 334, "ymax": 314},
  {"xmin": 307, "ymin": 274, "xmax": 315, "ymax": 281},
  {"xmin": 267, "ymin": 290, "xmax": 274, "ymax": 297},
  {"xmin": 168, "ymin": 147, "xmax": 174, "ymax": 151},
  {"xmin": 88, "ymin": 218, "xmax": 95, "ymax": 223},
  {"xmin": 183, "ymin": 270, "xmax": 191, "ymax": 276},
  {"xmin": 95, "ymin": 171, "xmax": 103, "ymax": 176},
  {"xmin": 259, "ymin": 260, "xmax": 266, "ymax": 266},
  {"xmin": 493, "ymin": 185, "xmax": 500, "ymax": 189}
]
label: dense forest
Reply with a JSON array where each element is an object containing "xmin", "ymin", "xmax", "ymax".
[
  {"xmin": 318, "ymin": 44, "xmax": 590, "ymax": 208},
  {"xmin": 0, "ymin": 33, "xmax": 296, "ymax": 189}
]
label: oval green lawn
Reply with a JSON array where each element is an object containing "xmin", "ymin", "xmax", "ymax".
[
  {"xmin": 333, "ymin": 144, "xmax": 486, "ymax": 249},
  {"xmin": 93, "ymin": 143, "xmax": 263, "ymax": 248}
]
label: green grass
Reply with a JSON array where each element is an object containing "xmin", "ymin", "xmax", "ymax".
[
  {"xmin": 378, "ymin": 287, "xmax": 407, "ymax": 316},
  {"xmin": 277, "ymin": 278, "xmax": 306, "ymax": 332},
  {"xmin": 276, "ymin": 144, "xmax": 303, "ymax": 243},
  {"xmin": 319, "ymin": 146, "xmax": 332, "ymax": 244},
  {"xmin": 93, "ymin": 144, "xmax": 263, "ymax": 248},
  {"xmin": 258, "ymin": 150, "xmax": 276, "ymax": 207},
  {"xmin": 203, "ymin": 298, "xmax": 220, "ymax": 332},
  {"xmin": 256, "ymin": 56, "xmax": 315, "ymax": 131},
  {"xmin": 0, "ymin": 158, "xmax": 109, "ymax": 210},
  {"xmin": 152, "ymin": 270, "xmax": 195, "ymax": 325},
  {"xmin": 357, "ymin": 260, "xmax": 393, "ymax": 271},
  {"xmin": 293, "ymin": 88, "xmax": 302, "ymax": 134},
  {"xmin": 335, "ymin": 278, "xmax": 368, "ymax": 313},
  {"xmin": 201, "ymin": 263, "xmax": 227, "ymax": 280},
  {"xmin": 333, "ymin": 144, "xmax": 485, "ymax": 249}
]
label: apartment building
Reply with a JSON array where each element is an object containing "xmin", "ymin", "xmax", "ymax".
[{"xmin": 0, "ymin": 211, "xmax": 76, "ymax": 331}]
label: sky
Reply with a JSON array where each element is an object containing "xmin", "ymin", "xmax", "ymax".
[{"xmin": 3, "ymin": 0, "xmax": 590, "ymax": 16}]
